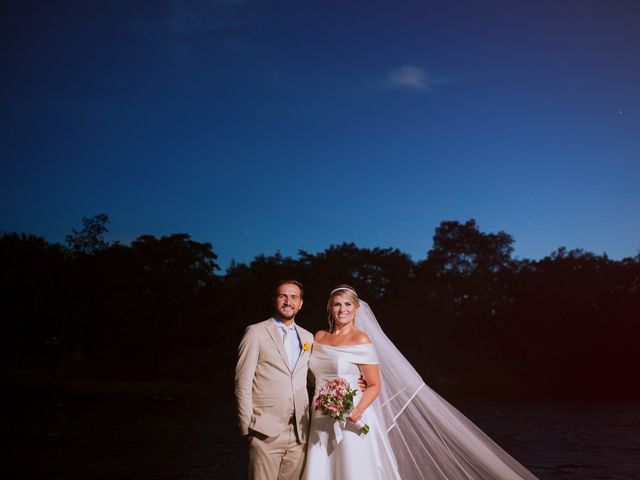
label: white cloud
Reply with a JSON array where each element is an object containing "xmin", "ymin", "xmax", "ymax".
[
  {"xmin": 385, "ymin": 65, "xmax": 431, "ymax": 92},
  {"xmin": 381, "ymin": 65, "xmax": 458, "ymax": 93}
]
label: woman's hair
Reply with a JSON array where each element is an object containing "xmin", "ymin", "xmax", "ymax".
[{"xmin": 326, "ymin": 284, "xmax": 360, "ymax": 331}]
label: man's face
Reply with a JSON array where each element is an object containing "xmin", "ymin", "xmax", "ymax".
[{"xmin": 273, "ymin": 283, "xmax": 303, "ymax": 321}]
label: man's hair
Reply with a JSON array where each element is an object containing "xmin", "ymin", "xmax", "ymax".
[{"xmin": 273, "ymin": 279, "xmax": 304, "ymax": 298}]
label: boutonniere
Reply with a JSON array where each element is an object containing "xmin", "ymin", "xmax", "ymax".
[{"xmin": 303, "ymin": 342, "xmax": 312, "ymax": 352}]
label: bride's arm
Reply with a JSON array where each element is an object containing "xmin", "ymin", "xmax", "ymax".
[{"xmin": 348, "ymin": 363, "xmax": 380, "ymax": 423}]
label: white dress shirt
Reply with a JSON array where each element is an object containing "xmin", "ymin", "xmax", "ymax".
[{"xmin": 274, "ymin": 317, "xmax": 302, "ymax": 370}]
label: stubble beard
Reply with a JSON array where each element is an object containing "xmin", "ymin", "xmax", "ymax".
[{"xmin": 277, "ymin": 307, "xmax": 296, "ymax": 321}]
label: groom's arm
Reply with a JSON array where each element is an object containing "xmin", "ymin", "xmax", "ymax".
[{"xmin": 235, "ymin": 325, "xmax": 259, "ymax": 436}]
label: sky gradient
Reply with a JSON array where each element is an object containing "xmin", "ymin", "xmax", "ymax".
[{"xmin": 2, "ymin": 0, "xmax": 639, "ymax": 269}]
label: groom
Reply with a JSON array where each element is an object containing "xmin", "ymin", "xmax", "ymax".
[{"xmin": 235, "ymin": 279, "xmax": 314, "ymax": 480}]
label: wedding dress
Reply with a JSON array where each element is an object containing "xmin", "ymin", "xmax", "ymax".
[
  {"xmin": 302, "ymin": 342, "xmax": 402, "ymax": 479},
  {"xmin": 303, "ymin": 301, "xmax": 539, "ymax": 480}
]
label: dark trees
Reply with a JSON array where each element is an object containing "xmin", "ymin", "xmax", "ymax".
[
  {"xmin": 54, "ymin": 232, "xmax": 221, "ymax": 378},
  {"xmin": 407, "ymin": 220, "xmax": 518, "ymax": 387},
  {"xmin": 505, "ymin": 248, "xmax": 640, "ymax": 396},
  {"xmin": 0, "ymin": 234, "xmax": 67, "ymax": 369},
  {"xmin": 2, "ymin": 216, "xmax": 638, "ymax": 398},
  {"xmin": 65, "ymin": 213, "xmax": 111, "ymax": 255}
]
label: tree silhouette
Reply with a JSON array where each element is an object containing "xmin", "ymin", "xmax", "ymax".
[
  {"xmin": 2, "ymin": 216, "xmax": 639, "ymax": 398},
  {"xmin": 0, "ymin": 233, "xmax": 67, "ymax": 368},
  {"xmin": 424, "ymin": 219, "xmax": 515, "ymax": 276},
  {"xmin": 410, "ymin": 220, "xmax": 517, "ymax": 379},
  {"xmin": 65, "ymin": 213, "xmax": 110, "ymax": 255}
]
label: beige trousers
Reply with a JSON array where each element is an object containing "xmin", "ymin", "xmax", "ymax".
[{"xmin": 248, "ymin": 423, "xmax": 306, "ymax": 480}]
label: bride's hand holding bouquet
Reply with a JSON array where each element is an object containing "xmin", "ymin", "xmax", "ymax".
[
  {"xmin": 315, "ymin": 377, "xmax": 370, "ymax": 434},
  {"xmin": 347, "ymin": 405, "xmax": 363, "ymax": 423}
]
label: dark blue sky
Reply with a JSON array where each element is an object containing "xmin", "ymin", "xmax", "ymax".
[{"xmin": 2, "ymin": 0, "xmax": 639, "ymax": 269}]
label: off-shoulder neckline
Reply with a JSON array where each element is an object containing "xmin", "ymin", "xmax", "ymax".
[{"xmin": 314, "ymin": 342, "xmax": 374, "ymax": 348}]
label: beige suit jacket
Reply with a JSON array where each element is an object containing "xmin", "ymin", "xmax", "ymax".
[{"xmin": 235, "ymin": 317, "xmax": 314, "ymax": 441}]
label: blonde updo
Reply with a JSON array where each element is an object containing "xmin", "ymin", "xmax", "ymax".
[{"xmin": 326, "ymin": 284, "xmax": 360, "ymax": 331}]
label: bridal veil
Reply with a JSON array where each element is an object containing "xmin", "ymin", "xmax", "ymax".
[{"xmin": 356, "ymin": 301, "xmax": 538, "ymax": 480}]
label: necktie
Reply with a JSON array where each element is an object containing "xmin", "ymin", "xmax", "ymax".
[
  {"xmin": 283, "ymin": 329, "xmax": 293, "ymax": 368},
  {"xmin": 283, "ymin": 329, "xmax": 296, "ymax": 415}
]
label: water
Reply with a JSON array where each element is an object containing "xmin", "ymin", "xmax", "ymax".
[{"xmin": 7, "ymin": 391, "xmax": 640, "ymax": 479}]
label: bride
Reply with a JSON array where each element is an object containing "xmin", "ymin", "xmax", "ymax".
[{"xmin": 302, "ymin": 285, "xmax": 539, "ymax": 480}]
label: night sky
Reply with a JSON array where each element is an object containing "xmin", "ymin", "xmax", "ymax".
[{"xmin": 2, "ymin": 0, "xmax": 639, "ymax": 269}]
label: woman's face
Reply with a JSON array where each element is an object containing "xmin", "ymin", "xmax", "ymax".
[{"xmin": 330, "ymin": 294, "xmax": 358, "ymax": 327}]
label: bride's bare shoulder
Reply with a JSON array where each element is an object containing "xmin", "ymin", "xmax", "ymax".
[
  {"xmin": 352, "ymin": 328, "xmax": 372, "ymax": 345},
  {"xmin": 314, "ymin": 330, "xmax": 329, "ymax": 341}
]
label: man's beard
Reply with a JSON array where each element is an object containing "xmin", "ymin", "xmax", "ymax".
[{"xmin": 277, "ymin": 307, "xmax": 296, "ymax": 320}]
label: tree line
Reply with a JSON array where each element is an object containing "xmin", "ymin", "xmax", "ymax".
[{"xmin": 2, "ymin": 214, "xmax": 638, "ymax": 398}]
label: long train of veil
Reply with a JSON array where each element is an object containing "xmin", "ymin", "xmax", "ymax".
[{"xmin": 356, "ymin": 301, "xmax": 539, "ymax": 480}]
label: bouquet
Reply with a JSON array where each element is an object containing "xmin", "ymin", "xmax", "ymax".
[{"xmin": 315, "ymin": 377, "xmax": 370, "ymax": 434}]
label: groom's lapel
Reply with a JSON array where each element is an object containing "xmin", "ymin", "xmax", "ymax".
[{"xmin": 266, "ymin": 318, "xmax": 291, "ymax": 372}]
